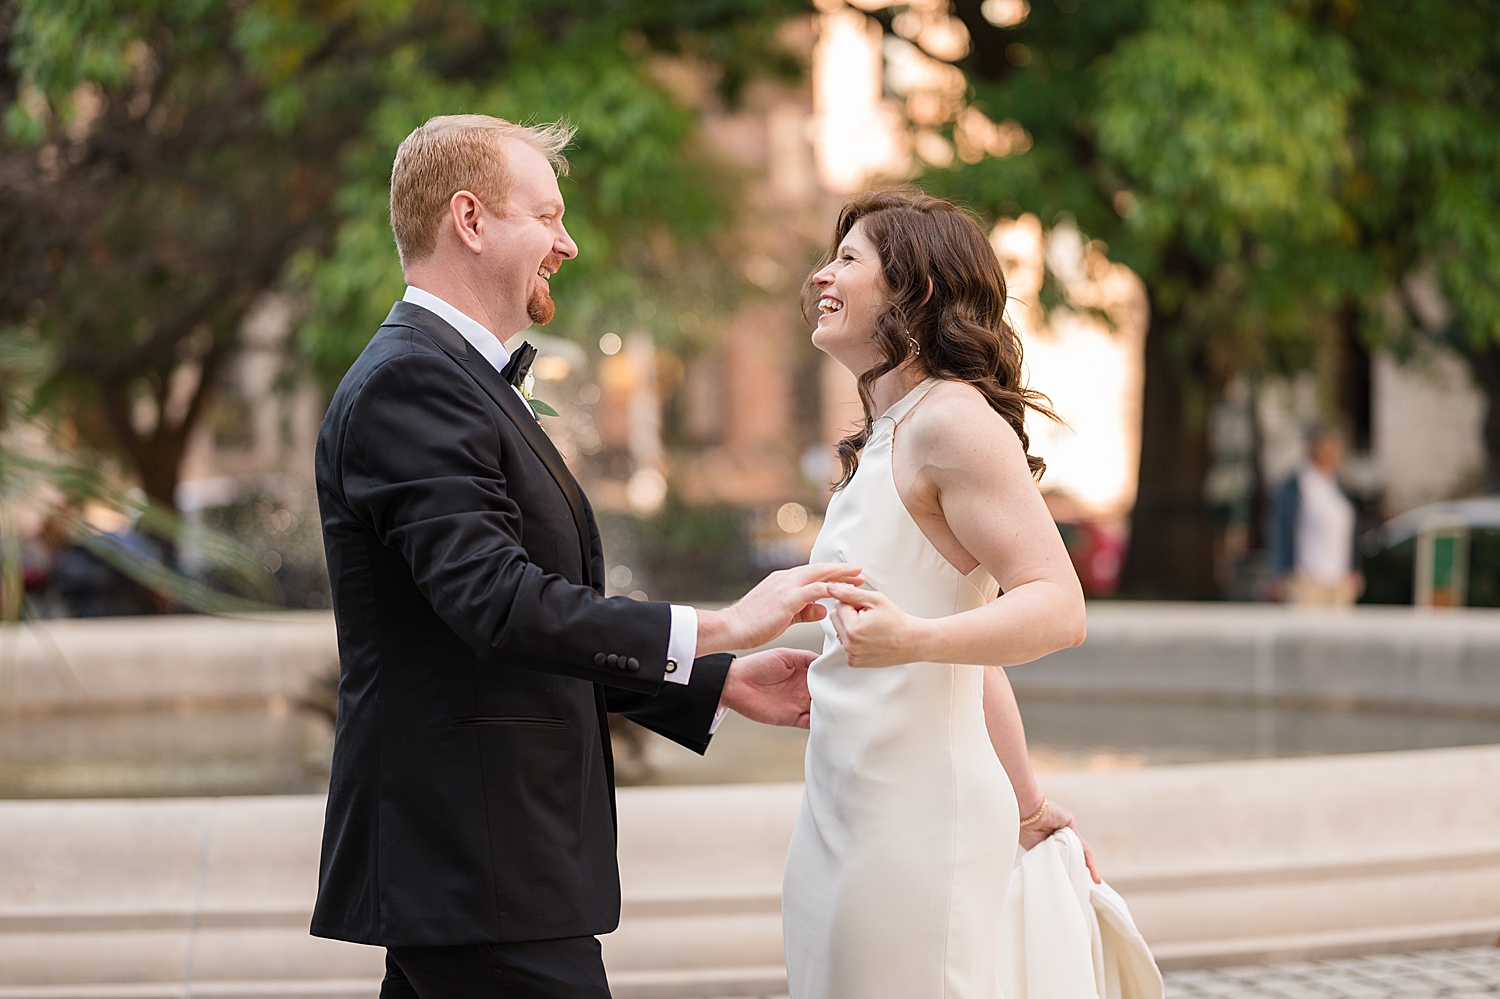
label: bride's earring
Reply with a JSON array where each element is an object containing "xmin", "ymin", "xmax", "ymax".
[{"xmin": 906, "ymin": 332, "xmax": 921, "ymax": 356}]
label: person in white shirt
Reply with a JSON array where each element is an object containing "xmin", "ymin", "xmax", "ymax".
[{"xmin": 1269, "ymin": 425, "xmax": 1363, "ymax": 606}]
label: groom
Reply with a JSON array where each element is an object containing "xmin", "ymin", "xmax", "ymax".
[{"xmin": 311, "ymin": 114, "xmax": 858, "ymax": 998}]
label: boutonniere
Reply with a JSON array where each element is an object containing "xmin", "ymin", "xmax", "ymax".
[{"xmin": 519, "ymin": 371, "xmax": 558, "ymax": 419}]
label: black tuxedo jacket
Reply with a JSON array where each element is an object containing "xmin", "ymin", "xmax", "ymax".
[{"xmin": 310, "ymin": 301, "xmax": 731, "ymax": 947}]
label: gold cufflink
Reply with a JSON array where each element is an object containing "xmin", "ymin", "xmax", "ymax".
[{"xmin": 665, "ymin": 658, "xmax": 678, "ymax": 674}]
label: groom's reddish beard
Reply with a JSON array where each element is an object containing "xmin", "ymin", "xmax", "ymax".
[{"xmin": 528, "ymin": 255, "xmax": 563, "ymax": 325}]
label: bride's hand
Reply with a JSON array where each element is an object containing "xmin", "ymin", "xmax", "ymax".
[
  {"xmin": 826, "ymin": 583, "xmax": 929, "ymax": 668},
  {"xmin": 1019, "ymin": 797, "xmax": 1101, "ymax": 883}
]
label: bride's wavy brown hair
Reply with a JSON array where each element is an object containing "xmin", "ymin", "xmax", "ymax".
[{"xmin": 803, "ymin": 188, "xmax": 1058, "ymax": 489}]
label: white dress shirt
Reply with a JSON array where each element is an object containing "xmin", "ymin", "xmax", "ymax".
[
  {"xmin": 1295, "ymin": 465, "xmax": 1355, "ymax": 586},
  {"xmin": 401, "ymin": 287, "xmax": 704, "ymax": 691}
]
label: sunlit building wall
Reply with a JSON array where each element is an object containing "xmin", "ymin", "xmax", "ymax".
[
  {"xmin": 811, "ymin": 7, "xmax": 908, "ymax": 193},
  {"xmin": 991, "ymin": 215, "xmax": 1147, "ymax": 522}
]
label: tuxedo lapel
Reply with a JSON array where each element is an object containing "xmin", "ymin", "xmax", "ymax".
[
  {"xmin": 468, "ymin": 358, "xmax": 597, "ymax": 591},
  {"xmin": 381, "ymin": 302, "xmax": 595, "ymax": 588}
]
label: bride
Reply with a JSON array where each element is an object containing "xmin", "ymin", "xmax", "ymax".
[{"xmin": 782, "ymin": 189, "xmax": 1097, "ymax": 998}]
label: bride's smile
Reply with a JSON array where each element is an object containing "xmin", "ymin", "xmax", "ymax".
[{"xmin": 809, "ymin": 221, "xmax": 890, "ymax": 371}]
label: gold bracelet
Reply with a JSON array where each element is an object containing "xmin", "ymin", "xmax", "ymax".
[{"xmin": 1019, "ymin": 795, "xmax": 1048, "ymax": 828}]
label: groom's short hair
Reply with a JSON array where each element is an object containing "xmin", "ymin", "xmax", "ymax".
[{"xmin": 390, "ymin": 115, "xmax": 575, "ymax": 267}]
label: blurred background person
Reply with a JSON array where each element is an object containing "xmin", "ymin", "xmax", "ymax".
[
  {"xmin": 1269, "ymin": 425, "xmax": 1363, "ymax": 607},
  {"xmin": 30, "ymin": 504, "xmax": 166, "ymax": 619}
]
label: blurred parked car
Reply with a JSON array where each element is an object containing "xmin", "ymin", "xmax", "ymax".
[
  {"xmin": 1360, "ymin": 498, "xmax": 1500, "ymax": 607},
  {"xmin": 1055, "ymin": 520, "xmax": 1127, "ymax": 597}
]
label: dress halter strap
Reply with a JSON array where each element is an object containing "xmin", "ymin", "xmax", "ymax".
[{"xmin": 875, "ymin": 377, "xmax": 942, "ymax": 433}]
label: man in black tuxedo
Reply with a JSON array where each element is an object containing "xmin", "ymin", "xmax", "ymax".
[{"xmin": 311, "ymin": 114, "xmax": 859, "ymax": 998}]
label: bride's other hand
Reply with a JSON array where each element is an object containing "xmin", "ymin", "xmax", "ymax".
[
  {"xmin": 1019, "ymin": 797, "xmax": 1101, "ymax": 883},
  {"xmin": 721, "ymin": 647, "xmax": 816, "ymax": 728},
  {"xmin": 826, "ymin": 583, "xmax": 929, "ymax": 668}
]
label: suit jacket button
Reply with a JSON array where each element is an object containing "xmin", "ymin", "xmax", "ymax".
[
  {"xmin": 627, "ymin": 657, "xmax": 640, "ymax": 671},
  {"xmin": 594, "ymin": 653, "xmax": 607, "ymax": 666},
  {"xmin": 664, "ymin": 658, "xmax": 678, "ymax": 674},
  {"xmin": 606, "ymin": 654, "xmax": 619, "ymax": 667}
]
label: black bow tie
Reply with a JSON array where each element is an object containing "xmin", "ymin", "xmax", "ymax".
[{"xmin": 500, "ymin": 341, "xmax": 538, "ymax": 389}]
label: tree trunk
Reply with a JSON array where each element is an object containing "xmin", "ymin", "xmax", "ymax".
[
  {"xmin": 1475, "ymin": 340, "xmax": 1500, "ymax": 495},
  {"xmin": 1247, "ymin": 375, "xmax": 1267, "ymax": 551},
  {"xmin": 951, "ymin": 0, "xmax": 1021, "ymax": 82},
  {"xmin": 132, "ymin": 433, "xmax": 191, "ymax": 513},
  {"xmin": 101, "ymin": 349, "xmax": 225, "ymax": 515},
  {"xmin": 1336, "ymin": 303, "xmax": 1373, "ymax": 452},
  {"xmin": 1118, "ymin": 311, "xmax": 1221, "ymax": 598}
]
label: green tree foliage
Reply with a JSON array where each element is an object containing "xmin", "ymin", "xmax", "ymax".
[
  {"xmin": 1339, "ymin": 1, "xmax": 1500, "ymax": 487},
  {"xmin": 1, "ymin": 0, "xmax": 804, "ymax": 507},
  {"xmin": 932, "ymin": 0, "xmax": 1500, "ymax": 596},
  {"xmin": 1, "ymin": 0, "xmax": 386, "ymax": 506}
]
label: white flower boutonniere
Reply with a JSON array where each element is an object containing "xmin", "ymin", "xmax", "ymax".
[{"xmin": 520, "ymin": 372, "xmax": 558, "ymax": 419}]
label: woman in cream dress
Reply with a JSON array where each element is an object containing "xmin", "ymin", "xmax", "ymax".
[{"xmin": 782, "ymin": 190, "xmax": 1097, "ymax": 999}]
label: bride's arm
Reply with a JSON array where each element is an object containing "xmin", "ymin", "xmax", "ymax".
[
  {"xmin": 982, "ymin": 665, "xmax": 1044, "ymax": 816},
  {"xmin": 982, "ymin": 666, "xmax": 1100, "ymax": 878},
  {"xmin": 826, "ymin": 384, "xmax": 1085, "ymax": 668}
]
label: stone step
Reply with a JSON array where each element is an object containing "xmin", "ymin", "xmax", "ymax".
[
  {"xmin": 2, "ymin": 746, "xmax": 1498, "ymax": 995},
  {"xmin": 0, "ymin": 971, "xmax": 791, "ymax": 999},
  {"xmin": 0, "ymin": 982, "xmax": 379, "ymax": 999},
  {"xmin": 1151, "ymin": 915, "xmax": 1500, "ymax": 971}
]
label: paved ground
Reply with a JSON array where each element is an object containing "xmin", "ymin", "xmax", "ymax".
[
  {"xmin": 1164, "ymin": 947, "xmax": 1500, "ymax": 998},
  {"xmin": 707, "ymin": 947, "xmax": 1500, "ymax": 999}
]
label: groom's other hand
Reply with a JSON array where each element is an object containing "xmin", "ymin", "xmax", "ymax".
[
  {"xmin": 696, "ymin": 563, "xmax": 864, "ymax": 655},
  {"xmin": 721, "ymin": 648, "xmax": 816, "ymax": 728}
]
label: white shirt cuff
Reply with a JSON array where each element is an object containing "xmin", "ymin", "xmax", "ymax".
[
  {"xmin": 664, "ymin": 605, "xmax": 698, "ymax": 686},
  {"xmin": 709, "ymin": 704, "xmax": 729, "ymax": 735}
]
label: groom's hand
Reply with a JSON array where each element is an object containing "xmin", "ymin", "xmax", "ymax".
[
  {"xmin": 720, "ymin": 647, "xmax": 816, "ymax": 728},
  {"xmin": 696, "ymin": 563, "xmax": 864, "ymax": 655}
]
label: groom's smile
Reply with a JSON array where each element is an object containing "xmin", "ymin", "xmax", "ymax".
[
  {"xmin": 529, "ymin": 253, "xmax": 564, "ymax": 324},
  {"xmin": 482, "ymin": 137, "xmax": 578, "ymax": 334}
]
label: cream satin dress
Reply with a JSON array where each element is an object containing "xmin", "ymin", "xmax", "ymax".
[{"xmin": 783, "ymin": 378, "xmax": 1019, "ymax": 998}]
